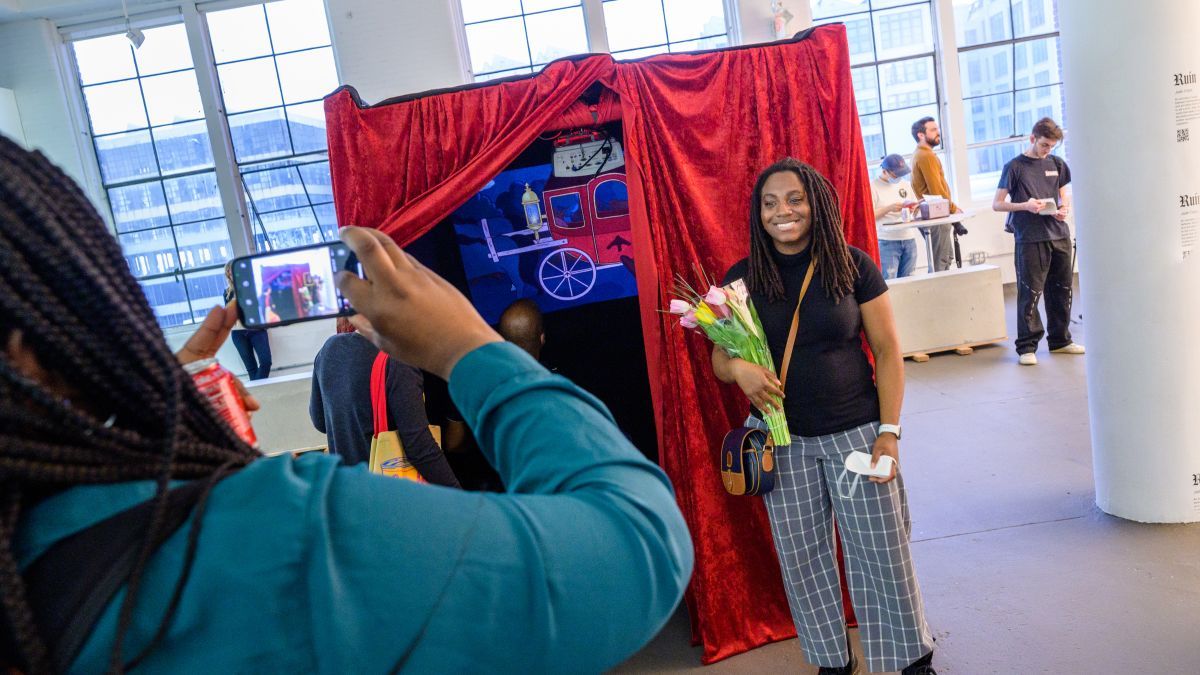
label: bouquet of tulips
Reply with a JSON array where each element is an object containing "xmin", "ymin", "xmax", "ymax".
[{"xmin": 668, "ymin": 274, "xmax": 790, "ymax": 446}]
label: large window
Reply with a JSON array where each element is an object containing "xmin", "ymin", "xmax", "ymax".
[
  {"xmin": 458, "ymin": 0, "xmax": 732, "ymax": 80},
  {"xmin": 601, "ymin": 0, "xmax": 729, "ymax": 59},
  {"xmin": 812, "ymin": 0, "xmax": 941, "ymax": 162},
  {"xmin": 69, "ymin": 0, "xmax": 340, "ymax": 329},
  {"xmin": 73, "ymin": 24, "xmax": 232, "ymax": 328},
  {"xmin": 458, "ymin": 1, "xmax": 591, "ymax": 81},
  {"xmin": 954, "ymin": 0, "xmax": 1063, "ymax": 200},
  {"xmin": 206, "ymin": 0, "xmax": 339, "ymax": 250}
]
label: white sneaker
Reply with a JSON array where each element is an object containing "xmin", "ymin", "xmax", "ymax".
[
  {"xmin": 1019, "ymin": 353, "xmax": 1038, "ymax": 366},
  {"xmin": 1050, "ymin": 343, "xmax": 1086, "ymax": 355}
]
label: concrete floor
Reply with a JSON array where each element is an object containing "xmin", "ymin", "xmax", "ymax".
[{"xmin": 616, "ymin": 284, "xmax": 1200, "ymax": 674}]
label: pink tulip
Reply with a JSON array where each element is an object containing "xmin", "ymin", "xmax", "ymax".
[
  {"xmin": 704, "ymin": 287, "xmax": 731, "ymax": 319},
  {"xmin": 669, "ymin": 299, "xmax": 691, "ymax": 315},
  {"xmin": 680, "ymin": 311, "xmax": 699, "ymax": 329}
]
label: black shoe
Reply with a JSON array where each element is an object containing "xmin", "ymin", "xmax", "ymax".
[
  {"xmin": 817, "ymin": 653, "xmax": 859, "ymax": 675},
  {"xmin": 901, "ymin": 650, "xmax": 936, "ymax": 674}
]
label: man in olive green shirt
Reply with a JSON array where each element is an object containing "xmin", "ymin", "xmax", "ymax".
[{"xmin": 909, "ymin": 117, "xmax": 959, "ymax": 272}]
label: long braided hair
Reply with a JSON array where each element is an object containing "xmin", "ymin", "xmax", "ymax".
[
  {"xmin": 0, "ymin": 135, "xmax": 260, "ymax": 673},
  {"xmin": 746, "ymin": 158, "xmax": 858, "ymax": 304}
]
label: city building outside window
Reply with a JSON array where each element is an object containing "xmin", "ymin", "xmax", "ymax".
[
  {"xmin": 206, "ymin": 0, "xmax": 339, "ymax": 252},
  {"xmin": 68, "ymin": 0, "xmax": 340, "ymax": 329},
  {"xmin": 456, "ymin": 0, "xmax": 732, "ymax": 81},
  {"xmin": 72, "ymin": 23, "xmax": 232, "ymax": 328},
  {"xmin": 811, "ymin": 0, "xmax": 942, "ymax": 166},
  {"xmin": 953, "ymin": 0, "xmax": 1063, "ymax": 200}
]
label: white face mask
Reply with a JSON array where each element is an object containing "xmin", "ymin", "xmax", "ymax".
[
  {"xmin": 886, "ymin": 175, "xmax": 902, "ymax": 184},
  {"xmin": 835, "ymin": 450, "xmax": 896, "ymax": 499}
]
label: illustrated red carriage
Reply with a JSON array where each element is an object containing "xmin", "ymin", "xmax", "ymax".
[{"xmin": 481, "ymin": 131, "xmax": 633, "ymax": 301}]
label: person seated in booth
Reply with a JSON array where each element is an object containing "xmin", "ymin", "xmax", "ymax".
[
  {"xmin": 0, "ymin": 137, "xmax": 693, "ymax": 674},
  {"xmin": 871, "ymin": 154, "xmax": 921, "ymax": 280},
  {"xmin": 436, "ymin": 299, "xmax": 547, "ymax": 492},
  {"xmin": 309, "ymin": 318, "xmax": 459, "ymax": 486}
]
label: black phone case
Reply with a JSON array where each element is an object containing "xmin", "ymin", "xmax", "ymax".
[{"xmin": 229, "ymin": 241, "xmax": 358, "ymax": 330}]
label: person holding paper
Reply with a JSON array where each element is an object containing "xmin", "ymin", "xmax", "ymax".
[
  {"xmin": 992, "ymin": 117, "xmax": 1083, "ymax": 366},
  {"xmin": 871, "ymin": 154, "xmax": 921, "ymax": 279}
]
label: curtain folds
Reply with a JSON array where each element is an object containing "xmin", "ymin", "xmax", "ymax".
[
  {"xmin": 324, "ymin": 54, "xmax": 614, "ymax": 246},
  {"xmin": 323, "ymin": 25, "xmax": 876, "ymax": 664},
  {"xmin": 603, "ymin": 26, "xmax": 874, "ymax": 663}
]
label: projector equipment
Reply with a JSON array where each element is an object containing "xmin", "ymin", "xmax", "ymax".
[{"xmin": 552, "ymin": 129, "xmax": 625, "ymax": 178}]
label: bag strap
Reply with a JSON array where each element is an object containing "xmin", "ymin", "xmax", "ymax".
[
  {"xmin": 0, "ymin": 476, "xmax": 229, "ymax": 673},
  {"xmin": 370, "ymin": 351, "xmax": 389, "ymax": 435},
  {"xmin": 778, "ymin": 262, "xmax": 816, "ymax": 385}
]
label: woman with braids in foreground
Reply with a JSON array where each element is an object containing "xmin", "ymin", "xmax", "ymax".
[
  {"xmin": 0, "ymin": 137, "xmax": 692, "ymax": 674},
  {"xmin": 714, "ymin": 159, "xmax": 936, "ymax": 675}
]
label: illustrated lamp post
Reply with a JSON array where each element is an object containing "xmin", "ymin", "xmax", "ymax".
[{"xmin": 521, "ymin": 183, "xmax": 544, "ymax": 241}]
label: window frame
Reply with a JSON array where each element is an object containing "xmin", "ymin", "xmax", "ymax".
[
  {"xmin": 953, "ymin": 0, "xmax": 1064, "ymax": 202},
  {"xmin": 58, "ymin": 0, "xmax": 342, "ymax": 331},
  {"xmin": 813, "ymin": 0, "xmax": 944, "ymax": 163},
  {"xmin": 454, "ymin": 0, "xmax": 741, "ymax": 82}
]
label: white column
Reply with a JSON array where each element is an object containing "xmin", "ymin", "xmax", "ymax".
[
  {"xmin": 581, "ymin": 0, "xmax": 610, "ymax": 53},
  {"xmin": 1060, "ymin": 0, "xmax": 1200, "ymax": 522},
  {"xmin": 182, "ymin": 3, "xmax": 253, "ymax": 258}
]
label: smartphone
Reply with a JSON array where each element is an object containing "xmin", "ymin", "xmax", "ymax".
[{"xmin": 230, "ymin": 241, "xmax": 361, "ymax": 329}]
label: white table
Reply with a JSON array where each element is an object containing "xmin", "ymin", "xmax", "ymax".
[
  {"xmin": 879, "ymin": 210, "xmax": 975, "ymax": 273},
  {"xmin": 885, "ymin": 263, "xmax": 1007, "ymax": 359}
]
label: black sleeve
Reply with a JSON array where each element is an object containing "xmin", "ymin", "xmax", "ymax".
[
  {"xmin": 997, "ymin": 159, "xmax": 1014, "ymax": 190},
  {"xmin": 851, "ymin": 247, "xmax": 889, "ymax": 305},
  {"xmin": 1057, "ymin": 157, "xmax": 1071, "ymax": 188},
  {"xmin": 308, "ymin": 349, "xmax": 326, "ymax": 433},
  {"xmin": 720, "ymin": 259, "xmax": 749, "ymax": 287},
  {"xmin": 386, "ymin": 362, "xmax": 461, "ymax": 488},
  {"xmin": 422, "ymin": 371, "xmax": 453, "ymax": 426}
]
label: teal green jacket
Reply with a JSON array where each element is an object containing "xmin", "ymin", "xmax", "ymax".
[{"xmin": 16, "ymin": 343, "xmax": 693, "ymax": 673}]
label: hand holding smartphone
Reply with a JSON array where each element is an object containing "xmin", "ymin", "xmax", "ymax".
[{"xmin": 230, "ymin": 241, "xmax": 362, "ymax": 329}]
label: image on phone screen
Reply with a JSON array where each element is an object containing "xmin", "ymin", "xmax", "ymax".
[{"xmin": 230, "ymin": 242, "xmax": 359, "ymax": 328}]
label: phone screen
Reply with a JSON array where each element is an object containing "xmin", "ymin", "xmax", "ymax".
[{"xmin": 230, "ymin": 242, "xmax": 360, "ymax": 328}]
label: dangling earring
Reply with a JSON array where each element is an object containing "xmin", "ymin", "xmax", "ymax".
[{"xmin": 103, "ymin": 414, "xmax": 116, "ymax": 428}]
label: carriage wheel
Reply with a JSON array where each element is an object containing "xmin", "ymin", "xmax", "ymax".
[{"xmin": 539, "ymin": 247, "xmax": 596, "ymax": 300}]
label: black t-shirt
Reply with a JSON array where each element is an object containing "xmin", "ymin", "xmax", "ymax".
[
  {"xmin": 722, "ymin": 246, "xmax": 888, "ymax": 437},
  {"xmin": 997, "ymin": 154, "xmax": 1072, "ymax": 243}
]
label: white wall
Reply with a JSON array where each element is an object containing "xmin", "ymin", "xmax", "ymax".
[
  {"xmin": 0, "ymin": 19, "xmax": 88, "ymax": 187},
  {"xmin": 0, "ymin": 86, "xmax": 25, "ymax": 145},
  {"xmin": 326, "ymin": 0, "xmax": 466, "ymax": 104}
]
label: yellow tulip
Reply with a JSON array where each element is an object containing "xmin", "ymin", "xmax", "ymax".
[{"xmin": 694, "ymin": 303, "xmax": 718, "ymax": 325}]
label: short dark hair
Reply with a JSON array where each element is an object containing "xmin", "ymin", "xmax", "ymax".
[
  {"xmin": 911, "ymin": 116, "xmax": 935, "ymax": 142},
  {"xmin": 1031, "ymin": 117, "xmax": 1063, "ymax": 141}
]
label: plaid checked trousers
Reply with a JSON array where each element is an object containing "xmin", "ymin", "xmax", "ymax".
[{"xmin": 747, "ymin": 417, "xmax": 935, "ymax": 672}]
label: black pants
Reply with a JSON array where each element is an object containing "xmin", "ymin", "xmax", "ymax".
[
  {"xmin": 231, "ymin": 328, "xmax": 272, "ymax": 380},
  {"xmin": 1014, "ymin": 238, "xmax": 1073, "ymax": 354}
]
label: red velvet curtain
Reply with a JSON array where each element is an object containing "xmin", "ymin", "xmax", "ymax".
[
  {"xmin": 602, "ymin": 25, "xmax": 875, "ymax": 663},
  {"xmin": 322, "ymin": 26, "xmax": 875, "ymax": 665},
  {"xmin": 324, "ymin": 55, "xmax": 614, "ymax": 245}
]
